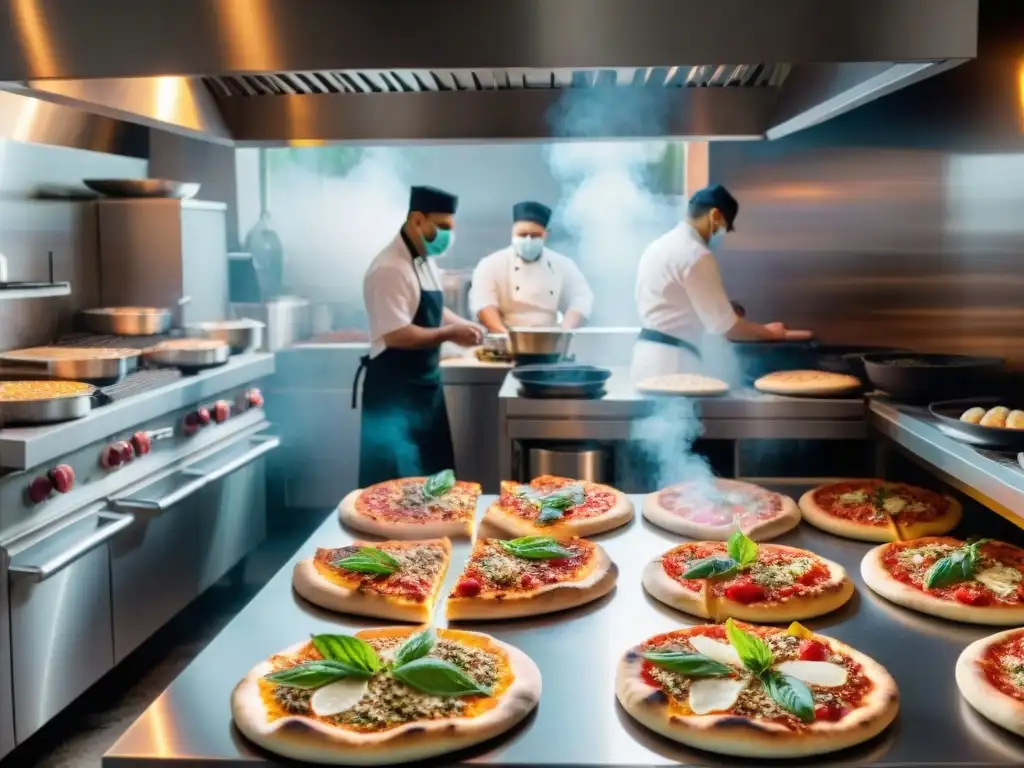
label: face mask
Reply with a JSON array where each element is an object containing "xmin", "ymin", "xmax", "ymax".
[
  {"xmin": 512, "ymin": 235, "xmax": 544, "ymax": 262},
  {"xmin": 422, "ymin": 226, "xmax": 454, "ymax": 257}
]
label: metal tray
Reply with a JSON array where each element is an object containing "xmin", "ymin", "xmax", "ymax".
[
  {"xmin": 79, "ymin": 307, "xmax": 173, "ymax": 336},
  {"xmin": 83, "ymin": 179, "xmax": 201, "ymax": 199},
  {"xmin": 0, "ymin": 381, "xmax": 105, "ymax": 425},
  {"xmin": 142, "ymin": 340, "xmax": 230, "ymax": 373},
  {"xmin": 930, "ymin": 398, "xmax": 1024, "ymax": 452},
  {"xmin": 0, "ymin": 346, "xmax": 139, "ymax": 385}
]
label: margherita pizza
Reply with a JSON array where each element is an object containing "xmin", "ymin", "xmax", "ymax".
[
  {"xmin": 292, "ymin": 539, "xmax": 450, "ymax": 623},
  {"xmin": 799, "ymin": 479, "xmax": 961, "ymax": 542},
  {"xmin": 956, "ymin": 627, "xmax": 1024, "ymax": 736},
  {"xmin": 643, "ymin": 478, "xmax": 800, "ymax": 541},
  {"xmin": 233, "ymin": 627, "xmax": 541, "ymax": 765},
  {"xmin": 481, "ymin": 475, "xmax": 633, "ymax": 539},
  {"xmin": 754, "ymin": 370, "xmax": 861, "ymax": 397},
  {"xmin": 861, "ymin": 536, "xmax": 1024, "ymax": 624},
  {"xmin": 616, "ymin": 619, "xmax": 899, "ymax": 758},
  {"xmin": 446, "ymin": 536, "xmax": 616, "ymax": 620},
  {"xmin": 643, "ymin": 533, "xmax": 853, "ymax": 622},
  {"xmin": 338, "ymin": 471, "xmax": 480, "ymax": 539}
]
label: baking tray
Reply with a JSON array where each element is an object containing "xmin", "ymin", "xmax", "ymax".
[
  {"xmin": 0, "ymin": 380, "xmax": 108, "ymax": 425},
  {"xmin": 0, "ymin": 346, "xmax": 139, "ymax": 385},
  {"xmin": 930, "ymin": 397, "xmax": 1024, "ymax": 452},
  {"xmin": 142, "ymin": 339, "xmax": 230, "ymax": 374}
]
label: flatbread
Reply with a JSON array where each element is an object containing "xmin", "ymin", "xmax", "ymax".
[
  {"xmin": 643, "ymin": 478, "xmax": 800, "ymax": 541},
  {"xmin": 338, "ymin": 478, "xmax": 481, "ymax": 539},
  {"xmin": 233, "ymin": 627, "xmax": 541, "ymax": 765},
  {"xmin": 446, "ymin": 537, "xmax": 616, "ymax": 620},
  {"xmin": 956, "ymin": 628, "xmax": 1024, "ymax": 736},
  {"xmin": 481, "ymin": 476, "xmax": 633, "ymax": 539},
  {"xmin": 636, "ymin": 373, "xmax": 729, "ymax": 397},
  {"xmin": 754, "ymin": 370, "xmax": 861, "ymax": 397}
]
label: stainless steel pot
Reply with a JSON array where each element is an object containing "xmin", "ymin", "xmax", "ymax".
[
  {"xmin": 142, "ymin": 340, "xmax": 230, "ymax": 372},
  {"xmin": 508, "ymin": 327, "xmax": 574, "ymax": 356},
  {"xmin": 79, "ymin": 307, "xmax": 173, "ymax": 336},
  {"xmin": 184, "ymin": 320, "xmax": 264, "ymax": 354},
  {"xmin": 0, "ymin": 381, "xmax": 98, "ymax": 424},
  {"xmin": 0, "ymin": 347, "xmax": 140, "ymax": 385}
]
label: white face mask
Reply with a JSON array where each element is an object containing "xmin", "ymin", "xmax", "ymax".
[{"xmin": 512, "ymin": 235, "xmax": 544, "ymax": 262}]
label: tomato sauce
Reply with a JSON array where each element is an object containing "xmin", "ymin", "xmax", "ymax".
[
  {"xmin": 881, "ymin": 538, "xmax": 1024, "ymax": 604},
  {"xmin": 502, "ymin": 476, "xmax": 616, "ymax": 521},
  {"xmin": 982, "ymin": 633, "xmax": 1024, "ymax": 702},
  {"xmin": 813, "ymin": 480, "xmax": 948, "ymax": 525}
]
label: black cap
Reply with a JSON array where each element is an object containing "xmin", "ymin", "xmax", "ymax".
[
  {"xmin": 512, "ymin": 200, "xmax": 552, "ymax": 228},
  {"xmin": 409, "ymin": 185, "xmax": 458, "ymax": 215},
  {"xmin": 689, "ymin": 184, "xmax": 738, "ymax": 231}
]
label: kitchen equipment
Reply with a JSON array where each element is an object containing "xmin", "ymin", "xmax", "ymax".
[
  {"xmin": 512, "ymin": 363, "xmax": 610, "ymax": 399},
  {"xmin": 184, "ymin": 319, "xmax": 264, "ymax": 354},
  {"xmin": 228, "ymin": 252, "xmax": 263, "ymax": 303},
  {"xmin": 244, "ymin": 153, "xmax": 284, "ymax": 298},
  {"xmin": 142, "ymin": 339, "xmax": 230, "ymax": 373},
  {"xmin": 79, "ymin": 307, "xmax": 173, "ymax": 336},
  {"xmin": 230, "ymin": 297, "xmax": 311, "ymax": 350},
  {"xmin": 930, "ymin": 398, "xmax": 1024, "ymax": 452},
  {"xmin": 527, "ymin": 445, "xmax": 611, "ymax": 483},
  {"xmin": 817, "ymin": 346, "xmax": 909, "ymax": 379},
  {"xmin": 508, "ymin": 327, "xmax": 574, "ymax": 356},
  {"xmin": 0, "ymin": 346, "xmax": 140, "ymax": 385},
  {"xmin": 0, "ymin": 251, "xmax": 71, "ymax": 295},
  {"xmin": 0, "ymin": 380, "xmax": 102, "ymax": 424},
  {"xmin": 862, "ymin": 353, "xmax": 1005, "ymax": 402},
  {"xmin": 83, "ymin": 179, "xmax": 201, "ymax": 199}
]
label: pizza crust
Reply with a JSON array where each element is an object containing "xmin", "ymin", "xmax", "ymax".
[
  {"xmin": 232, "ymin": 631, "xmax": 541, "ymax": 765},
  {"xmin": 753, "ymin": 370, "xmax": 862, "ymax": 397},
  {"xmin": 338, "ymin": 489, "xmax": 474, "ymax": 540},
  {"xmin": 446, "ymin": 544, "xmax": 618, "ymax": 621},
  {"xmin": 799, "ymin": 481, "xmax": 962, "ymax": 543},
  {"xmin": 642, "ymin": 482, "xmax": 801, "ymax": 542},
  {"xmin": 481, "ymin": 485, "xmax": 634, "ymax": 539},
  {"xmin": 860, "ymin": 544, "xmax": 1024, "ymax": 625},
  {"xmin": 636, "ymin": 373, "xmax": 729, "ymax": 397},
  {"xmin": 956, "ymin": 629, "xmax": 1024, "ymax": 736},
  {"xmin": 616, "ymin": 633, "xmax": 899, "ymax": 758},
  {"xmin": 641, "ymin": 546, "xmax": 854, "ymax": 622}
]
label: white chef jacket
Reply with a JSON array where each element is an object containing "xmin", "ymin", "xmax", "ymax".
[
  {"xmin": 364, "ymin": 233, "xmax": 443, "ymax": 358},
  {"xmin": 630, "ymin": 223, "xmax": 738, "ymax": 381},
  {"xmin": 469, "ymin": 246, "xmax": 593, "ymax": 327}
]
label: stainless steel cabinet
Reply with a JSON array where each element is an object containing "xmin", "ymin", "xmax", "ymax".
[{"xmin": 444, "ymin": 376, "xmax": 504, "ymax": 493}]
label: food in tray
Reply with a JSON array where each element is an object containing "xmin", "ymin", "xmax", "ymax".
[
  {"xmin": 753, "ymin": 370, "xmax": 861, "ymax": 397},
  {"xmin": 960, "ymin": 405, "xmax": 1024, "ymax": 429},
  {"xmin": 861, "ymin": 537, "xmax": 1024, "ymax": 624},
  {"xmin": 798, "ymin": 479, "xmax": 961, "ymax": 542},
  {"xmin": 616, "ymin": 619, "xmax": 899, "ymax": 758},
  {"xmin": 635, "ymin": 373, "xmax": 729, "ymax": 396},
  {"xmin": 474, "ymin": 347, "xmax": 513, "ymax": 364},
  {"xmin": 643, "ymin": 478, "xmax": 800, "ymax": 541},
  {"xmin": 292, "ymin": 538, "xmax": 451, "ymax": 622},
  {"xmin": 0, "ymin": 380, "xmax": 93, "ymax": 401},
  {"xmin": 232, "ymin": 627, "xmax": 540, "ymax": 764},
  {"xmin": 481, "ymin": 475, "xmax": 633, "ymax": 539},
  {"xmin": 338, "ymin": 470, "xmax": 480, "ymax": 539},
  {"xmin": 643, "ymin": 531, "xmax": 854, "ymax": 622},
  {"xmin": 956, "ymin": 627, "xmax": 1024, "ymax": 736},
  {"xmin": 1, "ymin": 346, "xmax": 139, "ymax": 360},
  {"xmin": 446, "ymin": 535, "xmax": 616, "ymax": 620}
]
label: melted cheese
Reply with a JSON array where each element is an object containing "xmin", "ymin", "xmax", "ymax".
[
  {"xmin": 689, "ymin": 635, "xmax": 742, "ymax": 667},
  {"xmin": 838, "ymin": 490, "xmax": 868, "ymax": 505},
  {"xmin": 774, "ymin": 660, "xmax": 848, "ymax": 687},
  {"xmin": 750, "ymin": 557, "xmax": 813, "ymax": 589},
  {"xmin": 310, "ymin": 678, "xmax": 371, "ymax": 716},
  {"xmin": 688, "ymin": 678, "xmax": 748, "ymax": 714},
  {"xmin": 883, "ymin": 496, "xmax": 907, "ymax": 515},
  {"xmin": 975, "ymin": 565, "xmax": 1022, "ymax": 598}
]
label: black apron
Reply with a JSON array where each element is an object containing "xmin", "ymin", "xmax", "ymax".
[{"xmin": 353, "ymin": 231, "xmax": 455, "ymax": 486}]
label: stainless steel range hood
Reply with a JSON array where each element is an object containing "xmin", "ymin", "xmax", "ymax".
[{"xmin": 0, "ymin": 0, "xmax": 978, "ymax": 145}]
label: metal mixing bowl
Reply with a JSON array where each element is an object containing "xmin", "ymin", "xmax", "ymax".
[{"xmin": 507, "ymin": 327, "xmax": 574, "ymax": 357}]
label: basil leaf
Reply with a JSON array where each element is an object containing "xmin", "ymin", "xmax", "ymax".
[
  {"xmin": 499, "ymin": 536, "xmax": 574, "ymax": 560},
  {"xmin": 536, "ymin": 484, "xmax": 585, "ymax": 511},
  {"xmin": 264, "ymin": 660, "xmax": 361, "ymax": 689},
  {"xmin": 391, "ymin": 657, "xmax": 492, "ymax": 697},
  {"xmin": 762, "ymin": 670, "xmax": 815, "ymax": 723},
  {"xmin": 873, "ymin": 486, "xmax": 888, "ymax": 512},
  {"xmin": 725, "ymin": 618, "xmax": 773, "ymax": 674},
  {"xmin": 643, "ymin": 651, "xmax": 733, "ymax": 678},
  {"xmin": 726, "ymin": 531, "xmax": 758, "ymax": 567},
  {"xmin": 394, "ymin": 630, "xmax": 434, "ymax": 668},
  {"xmin": 924, "ymin": 541, "xmax": 989, "ymax": 590},
  {"xmin": 311, "ymin": 634, "xmax": 381, "ymax": 675},
  {"xmin": 681, "ymin": 556, "xmax": 739, "ymax": 580},
  {"xmin": 423, "ymin": 469, "xmax": 456, "ymax": 500},
  {"xmin": 536, "ymin": 505, "xmax": 565, "ymax": 525},
  {"xmin": 357, "ymin": 547, "xmax": 401, "ymax": 567},
  {"xmin": 336, "ymin": 555, "xmax": 400, "ymax": 575}
]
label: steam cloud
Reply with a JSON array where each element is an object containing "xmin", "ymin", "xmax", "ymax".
[{"xmin": 630, "ymin": 397, "xmax": 715, "ymax": 491}]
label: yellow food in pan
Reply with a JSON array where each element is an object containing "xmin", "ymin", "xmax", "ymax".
[{"xmin": 0, "ymin": 380, "xmax": 93, "ymax": 402}]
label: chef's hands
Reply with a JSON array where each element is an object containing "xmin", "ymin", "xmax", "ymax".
[
  {"xmin": 444, "ymin": 323, "xmax": 484, "ymax": 347},
  {"xmin": 764, "ymin": 322, "xmax": 813, "ymax": 341}
]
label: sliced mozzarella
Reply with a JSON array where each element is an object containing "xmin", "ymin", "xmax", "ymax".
[
  {"xmin": 774, "ymin": 660, "xmax": 848, "ymax": 687},
  {"xmin": 689, "ymin": 678, "xmax": 748, "ymax": 714},
  {"xmin": 975, "ymin": 565, "xmax": 1022, "ymax": 598},
  {"xmin": 883, "ymin": 496, "xmax": 907, "ymax": 515},
  {"xmin": 310, "ymin": 678, "xmax": 370, "ymax": 716},
  {"xmin": 839, "ymin": 490, "xmax": 868, "ymax": 505},
  {"xmin": 689, "ymin": 635, "xmax": 742, "ymax": 667}
]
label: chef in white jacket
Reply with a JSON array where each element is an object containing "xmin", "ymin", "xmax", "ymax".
[
  {"xmin": 470, "ymin": 201, "xmax": 594, "ymax": 333},
  {"xmin": 631, "ymin": 184, "xmax": 811, "ymax": 382}
]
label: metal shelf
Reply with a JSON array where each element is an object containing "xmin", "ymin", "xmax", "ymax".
[{"xmin": 0, "ymin": 283, "xmax": 70, "ymax": 301}]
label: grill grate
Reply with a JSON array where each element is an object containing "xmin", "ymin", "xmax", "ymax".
[{"xmin": 52, "ymin": 333, "xmax": 184, "ymax": 400}]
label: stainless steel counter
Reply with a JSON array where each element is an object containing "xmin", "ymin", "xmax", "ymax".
[{"xmin": 105, "ymin": 489, "xmax": 1024, "ymax": 767}]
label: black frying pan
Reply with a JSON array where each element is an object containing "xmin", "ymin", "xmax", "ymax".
[
  {"xmin": 930, "ymin": 398, "xmax": 1024, "ymax": 451},
  {"xmin": 862, "ymin": 353, "xmax": 1005, "ymax": 402}
]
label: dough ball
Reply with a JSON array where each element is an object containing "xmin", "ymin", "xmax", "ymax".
[
  {"xmin": 981, "ymin": 406, "xmax": 1010, "ymax": 428},
  {"xmin": 960, "ymin": 407, "xmax": 985, "ymax": 424},
  {"xmin": 1007, "ymin": 410, "xmax": 1024, "ymax": 429}
]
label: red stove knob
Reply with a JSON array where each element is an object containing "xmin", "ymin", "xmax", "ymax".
[
  {"xmin": 183, "ymin": 412, "xmax": 202, "ymax": 436},
  {"xmin": 117, "ymin": 441, "xmax": 135, "ymax": 464},
  {"xmin": 48, "ymin": 464, "xmax": 75, "ymax": 494},
  {"xmin": 28, "ymin": 476, "xmax": 53, "ymax": 504},
  {"xmin": 101, "ymin": 444, "xmax": 124, "ymax": 469},
  {"xmin": 196, "ymin": 407, "xmax": 211, "ymax": 426},
  {"xmin": 247, "ymin": 388, "xmax": 264, "ymax": 408},
  {"xmin": 132, "ymin": 431, "xmax": 152, "ymax": 456},
  {"xmin": 213, "ymin": 400, "xmax": 231, "ymax": 423}
]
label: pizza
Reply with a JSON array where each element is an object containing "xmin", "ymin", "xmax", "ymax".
[
  {"xmin": 232, "ymin": 627, "xmax": 541, "ymax": 764},
  {"xmin": 643, "ymin": 533, "xmax": 853, "ymax": 622},
  {"xmin": 446, "ymin": 536, "xmax": 616, "ymax": 620},
  {"xmin": 481, "ymin": 475, "xmax": 633, "ymax": 539},
  {"xmin": 753, "ymin": 370, "xmax": 861, "ymax": 397},
  {"xmin": 636, "ymin": 373, "xmax": 729, "ymax": 397},
  {"xmin": 616, "ymin": 619, "xmax": 899, "ymax": 758},
  {"xmin": 860, "ymin": 536, "xmax": 1024, "ymax": 624},
  {"xmin": 292, "ymin": 539, "xmax": 451, "ymax": 622},
  {"xmin": 956, "ymin": 628, "xmax": 1024, "ymax": 736},
  {"xmin": 799, "ymin": 479, "xmax": 961, "ymax": 542},
  {"xmin": 642, "ymin": 478, "xmax": 800, "ymax": 541},
  {"xmin": 338, "ymin": 471, "xmax": 480, "ymax": 539}
]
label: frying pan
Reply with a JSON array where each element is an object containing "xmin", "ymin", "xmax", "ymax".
[
  {"xmin": 512, "ymin": 363, "xmax": 610, "ymax": 399},
  {"xmin": 929, "ymin": 398, "xmax": 1024, "ymax": 451},
  {"xmin": 0, "ymin": 379, "xmax": 110, "ymax": 425},
  {"xmin": 862, "ymin": 353, "xmax": 1005, "ymax": 402}
]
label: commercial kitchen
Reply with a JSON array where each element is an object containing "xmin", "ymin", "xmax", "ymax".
[{"xmin": 0, "ymin": 0, "xmax": 1023, "ymax": 766}]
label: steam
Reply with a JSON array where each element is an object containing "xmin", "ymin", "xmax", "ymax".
[{"xmin": 631, "ymin": 398, "xmax": 716, "ymax": 491}]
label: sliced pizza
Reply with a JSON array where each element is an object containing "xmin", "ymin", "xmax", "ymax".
[
  {"xmin": 481, "ymin": 475, "xmax": 633, "ymax": 539},
  {"xmin": 446, "ymin": 536, "xmax": 617, "ymax": 620},
  {"xmin": 956, "ymin": 627, "xmax": 1024, "ymax": 736},
  {"xmin": 643, "ymin": 532, "xmax": 853, "ymax": 622},
  {"xmin": 800, "ymin": 479, "xmax": 962, "ymax": 542},
  {"xmin": 861, "ymin": 536, "xmax": 1024, "ymax": 624},
  {"xmin": 643, "ymin": 478, "xmax": 800, "ymax": 541},
  {"xmin": 338, "ymin": 470, "xmax": 480, "ymax": 539},
  {"xmin": 616, "ymin": 619, "xmax": 899, "ymax": 758},
  {"xmin": 233, "ymin": 627, "xmax": 541, "ymax": 765},
  {"xmin": 754, "ymin": 370, "xmax": 861, "ymax": 397},
  {"xmin": 292, "ymin": 538, "xmax": 451, "ymax": 623}
]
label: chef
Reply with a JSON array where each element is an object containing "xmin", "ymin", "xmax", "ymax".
[
  {"xmin": 631, "ymin": 184, "xmax": 811, "ymax": 381},
  {"xmin": 470, "ymin": 201, "xmax": 594, "ymax": 332},
  {"xmin": 354, "ymin": 185, "xmax": 483, "ymax": 486}
]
